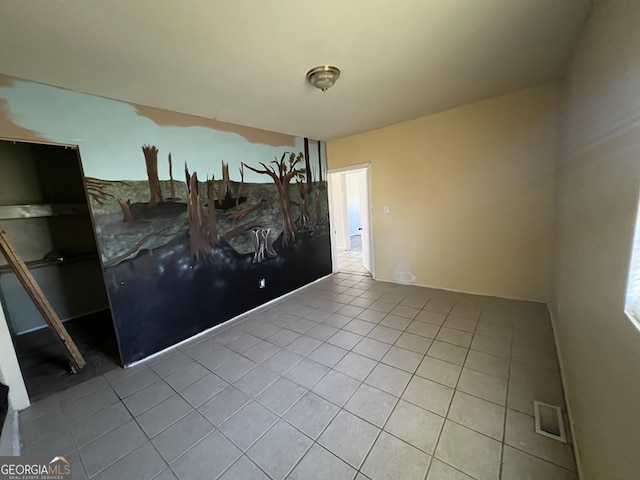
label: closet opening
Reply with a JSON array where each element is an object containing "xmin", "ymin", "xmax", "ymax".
[{"xmin": 0, "ymin": 139, "xmax": 119, "ymax": 402}]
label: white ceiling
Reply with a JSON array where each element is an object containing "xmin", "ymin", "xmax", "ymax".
[{"xmin": 0, "ymin": 1, "xmax": 590, "ymax": 141}]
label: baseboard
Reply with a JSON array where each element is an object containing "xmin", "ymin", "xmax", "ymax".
[
  {"xmin": 0, "ymin": 383, "xmax": 7, "ymax": 432},
  {"xmin": 0, "ymin": 408, "xmax": 20, "ymax": 456},
  {"xmin": 375, "ymin": 276, "xmax": 546, "ymax": 304},
  {"xmin": 547, "ymin": 304, "xmax": 584, "ymax": 479},
  {"xmin": 0, "ymin": 383, "xmax": 20, "ymax": 456}
]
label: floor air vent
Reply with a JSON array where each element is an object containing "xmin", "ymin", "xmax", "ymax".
[{"xmin": 534, "ymin": 401, "xmax": 567, "ymax": 443}]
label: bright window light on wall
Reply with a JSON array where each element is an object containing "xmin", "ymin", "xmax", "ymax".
[{"xmin": 625, "ymin": 197, "xmax": 640, "ymax": 331}]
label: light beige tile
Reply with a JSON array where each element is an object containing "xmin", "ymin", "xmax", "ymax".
[
  {"xmin": 180, "ymin": 373, "xmax": 228, "ymax": 407},
  {"xmin": 284, "ymin": 392, "xmax": 339, "ymax": 439},
  {"xmin": 385, "ymin": 400, "xmax": 444, "ymax": 454},
  {"xmin": 427, "ymin": 341, "xmax": 468, "ymax": 366},
  {"xmin": 353, "ymin": 337, "xmax": 391, "ymax": 360},
  {"xmin": 284, "ymin": 358, "xmax": 330, "ymax": 389},
  {"xmin": 327, "ymin": 330, "xmax": 363, "ymax": 350},
  {"xmin": 218, "ymin": 456, "xmax": 269, "ymax": 480},
  {"xmin": 345, "ymin": 384, "xmax": 397, "ymax": 427},
  {"xmin": 415, "ymin": 311, "xmax": 447, "ymax": 326},
  {"xmin": 394, "ymin": 332, "xmax": 432, "ymax": 354},
  {"xmin": 318, "ymin": 410, "xmax": 379, "ymax": 469},
  {"xmin": 288, "ymin": 444, "xmax": 357, "ymax": 480},
  {"xmin": 308, "ymin": 343, "xmax": 348, "ymax": 368},
  {"xmin": 256, "ymin": 377, "xmax": 307, "ymax": 415},
  {"xmin": 427, "ymin": 459, "xmax": 474, "ymax": 480},
  {"xmin": 448, "ymin": 391, "xmax": 505, "ymax": 440},
  {"xmin": 470, "ymin": 334, "xmax": 511, "ymax": 358},
  {"xmin": 424, "ymin": 301, "xmax": 453, "ymax": 314},
  {"xmin": 367, "ymin": 325, "xmax": 403, "ymax": 344},
  {"xmin": 505, "ymin": 409, "xmax": 576, "ymax": 471},
  {"xmin": 457, "ymin": 368, "xmax": 507, "ymax": 405},
  {"xmin": 379, "ymin": 314, "xmax": 413, "ymax": 330},
  {"xmin": 464, "ymin": 350, "xmax": 509, "ymax": 379},
  {"xmin": 442, "ymin": 317, "xmax": 478, "ymax": 333},
  {"xmin": 435, "ymin": 420, "xmax": 501, "ymax": 480},
  {"xmin": 475, "ymin": 322, "xmax": 513, "ymax": 341},
  {"xmin": 247, "ymin": 420, "xmax": 312, "ymax": 480},
  {"xmin": 344, "ymin": 319, "xmax": 376, "ymax": 336},
  {"xmin": 361, "ymin": 432, "xmax": 430, "ymax": 480},
  {"xmin": 511, "ymin": 343, "xmax": 559, "ymax": 371},
  {"xmin": 402, "ymin": 376, "xmax": 453, "ymax": 416},
  {"xmin": 436, "ymin": 327, "xmax": 473, "ymax": 348},
  {"xmin": 416, "ymin": 356, "xmax": 461, "ymax": 388},
  {"xmin": 312, "ymin": 370, "xmax": 360, "ymax": 407},
  {"xmin": 507, "ymin": 363, "xmax": 564, "ymax": 416},
  {"xmin": 365, "ymin": 363, "xmax": 412, "ymax": 396},
  {"xmin": 501, "ymin": 445, "xmax": 577, "ymax": 480},
  {"xmin": 334, "ymin": 352, "xmax": 377, "ymax": 381},
  {"xmin": 407, "ymin": 320, "xmax": 441, "ymax": 338},
  {"xmin": 219, "ymin": 401, "xmax": 278, "ymax": 450},
  {"xmin": 381, "ymin": 346, "xmax": 423, "ymax": 373}
]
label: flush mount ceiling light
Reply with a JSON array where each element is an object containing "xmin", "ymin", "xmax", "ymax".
[{"xmin": 306, "ymin": 65, "xmax": 341, "ymax": 92}]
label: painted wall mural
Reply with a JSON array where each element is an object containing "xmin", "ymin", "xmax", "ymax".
[{"xmin": 0, "ymin": 74, "xmax": 332, "ymax": 364}]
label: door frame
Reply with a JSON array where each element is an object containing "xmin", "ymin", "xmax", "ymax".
[{"xmin": 327, "ymin": 163, "xmax": 375, "ymax": 278}]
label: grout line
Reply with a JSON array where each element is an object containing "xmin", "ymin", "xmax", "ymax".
[{"xmin": 25, "ymin": 273, "xmax": 562, "ymax": 480}]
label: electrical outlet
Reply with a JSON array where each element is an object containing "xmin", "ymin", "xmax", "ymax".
[
  {"xmin": 259, "ymin": 278, "xmax": 266, "ymax": 289},
  {"xmin": 383, "ymin": 205, "xmax": 390, "ymax": 214}
]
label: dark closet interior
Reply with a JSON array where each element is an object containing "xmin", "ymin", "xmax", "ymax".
[{"xmin": 0, "ymin": 139, "xmax": 120, "ymax": 402}]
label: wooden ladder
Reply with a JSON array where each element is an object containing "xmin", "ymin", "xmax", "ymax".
[{"xmin": 0, "ymin": 227, "xmax": 85, "ymax": 372}]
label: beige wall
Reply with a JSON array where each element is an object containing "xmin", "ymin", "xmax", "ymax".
[
  {"xmin": 328, "ymin": 83, "xmax": 558, "ymax": 302},
  {"xmin": 551, "ymin": 2, "xmax": 640, "ymax": 478}
]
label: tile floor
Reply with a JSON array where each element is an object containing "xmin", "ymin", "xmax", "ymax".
[
  {"xmin": 337, "ymin": 235, "xmax": 370, "ymax": 276},
  {"xmin": 19, "ymin": 273, "xmax": 577, "ymax": 480}
]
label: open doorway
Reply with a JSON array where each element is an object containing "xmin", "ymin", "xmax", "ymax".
[
  {"xmin": 0, "ymin": 139, "xmax": 120, "ymax": 402},
  {"xmin": 328, "ymin": 164, "xmax": 373, "ymax": 277}
]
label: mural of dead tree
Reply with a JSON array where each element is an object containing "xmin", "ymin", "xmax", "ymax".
[
  {"xmin": 236, "ymin": 164, "xmax": 245, "ymax": 207},
  {"xmin": 117, "ymin": 198, "xmax": 134, "ymax": 222},
  {"xmin": 142, "ymin": 145, "xmax": 164, "ymax": 205},
  {"xmin": 185, "ymin": 166, "xmax": 212, "ymax": 260},
  {"xmin": 226, "ymin": 197, "xmax": 268, "ymax": 221},
  {"xmin": 297, "ymin": 180, "xmax": 310, "ymax": 230},
  {"xmin": 304, "ymin": 138, "xmax": 312, "ymax": 193},
  {"xmin": 317, "ymin": 141, "xmax": 326, "ymax": 191},
  {"xmin": 207, "ymin": 179, "xmax": 218, "ymax": 243},
  {"xmin": 168, "ymin": 153, "xmax": 177, "ymax": 199},
  {"xmin": 252, "ymin": 228, "xmax": 277, "ymax": 263},
  {"xmin": 185, "ymin": 164, "xmax": 265, "ymax": 261},
  {"xmin": 243, "ymin": 152, "xmax": 304, "ymax": 247},
  {"xmin": 84, "ymin": 177, "xmax": 129, "ymax": 205},
  {"xmin": 219, "ymin": 161, "xmax": 231, "ymax": 202}
]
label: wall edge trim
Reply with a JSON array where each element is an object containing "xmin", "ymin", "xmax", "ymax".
[
  {"xmin": 547, "ymin": 303, "xmax": 584, "ymax": 480},
  {"xmin": 327, "ymin": 162, "xmax": 370, "ymax": 174}
]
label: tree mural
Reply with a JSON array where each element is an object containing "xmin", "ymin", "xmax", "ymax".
[
  {"xmin": 185, "ymin": 166, "xmax": 212, "ymax": 260},
  {"xmin": 142, "ymin": 145, "xmax": 164, "ymax": 205},
  {"xmin": 243, "ymin": 152, "xmax": 304, "ymax": 247}
]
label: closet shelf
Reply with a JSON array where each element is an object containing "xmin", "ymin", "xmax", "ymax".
[
  {"xmin": 0, "ymin": 203, "xmax": 89, "ymax": 220},
  {"xmin": 0, "ymin": 253, "xmax": 99, "ymax": 274}
]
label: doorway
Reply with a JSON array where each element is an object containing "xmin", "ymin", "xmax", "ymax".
[
  {"xmin": 0, "ymin": 139, "xmax": 120, "ymax": 402},
  {"xmin": 328, "ymin": 164, "xmax": 373, "ymax": 277}
]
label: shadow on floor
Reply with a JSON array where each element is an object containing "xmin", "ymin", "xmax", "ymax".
[{"xmin": 14, "ymin": 309, "xmax": 120, "ymax": 402}]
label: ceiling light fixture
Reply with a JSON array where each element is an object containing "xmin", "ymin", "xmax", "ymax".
[{"xmin": 306, "ymin": 65, "xmax": 341, "ymax": 92}]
